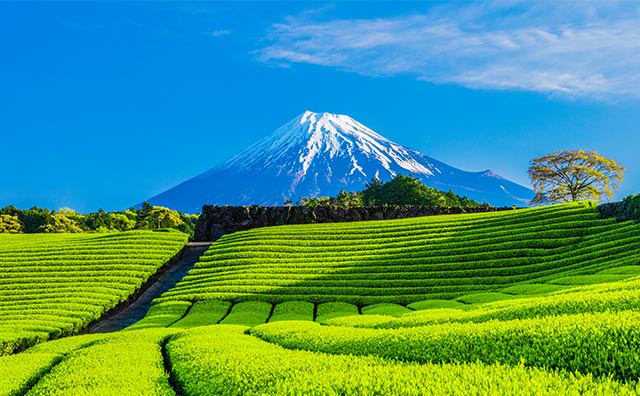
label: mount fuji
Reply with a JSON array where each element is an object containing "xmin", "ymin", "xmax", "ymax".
[{"xmin": 147, "ymin": 111, "xmax": 533, "ymax": 213}]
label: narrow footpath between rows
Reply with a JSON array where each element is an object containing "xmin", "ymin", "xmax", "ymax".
[{"xmin": 87, "ymin": 242, "xmax": 212, "ymax": 333}]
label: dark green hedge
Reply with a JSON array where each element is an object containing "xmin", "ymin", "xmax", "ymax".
[{"xmin": 598, "ymin": 194, "xmax": 640, "ymax": 221}]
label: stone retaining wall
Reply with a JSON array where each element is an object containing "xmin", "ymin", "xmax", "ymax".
[{"xmin": 194, "ymin": 205, "xmax": 516, "ymax": 241}]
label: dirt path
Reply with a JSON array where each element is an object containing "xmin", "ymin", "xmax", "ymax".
[{"xmin": 87, "ymin": 242, "xmax": 212, "ymax": 333}]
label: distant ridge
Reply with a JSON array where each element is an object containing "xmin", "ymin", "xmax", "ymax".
[{"xmin": 147, "ymin": 111, "xmax": 533, "ymax": 212}]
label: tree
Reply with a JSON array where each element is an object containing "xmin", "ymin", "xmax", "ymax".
[
  {"xmin": 176, "ymin": 212, "xmax": 199, "ymax": 236},
  {"xmin": 369, "ymin": 175, "xmax": 431, "ymax": 205},
  {"xmin": 107, "ymin": 212, "xmax": 136, "ymax": 231},
  {"xmin": 136, "ymin": 202, "xmax": 154, "ymax": 229},
  {"xmin": 38, "ymin": 213, "xmax": 83, "ymax": 233},
  {"xmin": 297, "ymin": 196, "xmax": 331, "ymax": 208},
  {"xmin": 334, "ymin": 190, "xmax": 363, "ymax": 208},
  {"xmin": 361, "ymin": 178, "xmax": 384, "ymax": 205},
  {"xmin": 16, "ymin": 207, "xmax": 52, "ymax": 233},
  {"xmin": 528, "ymin": 149, "xmax": 625, "ymax": 205},
  {"xmin": 361, "ymin": 175, "xmax": 476, "ymax": 207},
  {"xmin": 136, "ymin": 205, "xmax": 184, "ymax": 230},
  {"xmin": 297, "ymin": 175, "xmax": 483, "ymax": 208},
  {"xmin": 84, "ymin": 208, "xmax": 110, "ymax": 231},
  {"xmin": 0, "ymin": 214, "xmax": 23, "ymax": 233}
]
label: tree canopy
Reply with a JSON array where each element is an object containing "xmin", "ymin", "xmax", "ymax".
[
  {"xmin": 136, "ymin": 203, "xmax": 185, "ymax": 230},
  {"xmin": 0, "ymin": 215, "xmax": 23, "ymax": 234},
  {"xmin": 298, "ymin": 175, "xmax": 484, "ymax": 208},
  {"xmin": 528, "ymin": 149, "xmax": 625, "ymax": 205},
  {"xmin": 0, "ymin": 203, "xmax": 199, "ymax": 236}
]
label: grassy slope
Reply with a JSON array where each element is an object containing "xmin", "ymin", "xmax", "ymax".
[
  {"xmin": 0, "ymin": 230, "xmax": 187, "ymax": 354},
  {"xmin": 156, "ymin": 202, "xmax": 640, "ymax": 305}
]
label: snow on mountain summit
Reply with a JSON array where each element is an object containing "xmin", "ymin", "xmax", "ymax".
[
  {"xmin": 223, "ymin": 111, "xmax": 436, "ymax": 178},
  {"xmin": 146, "ymin": 111, "xmax": 534, "ymax": 212}
]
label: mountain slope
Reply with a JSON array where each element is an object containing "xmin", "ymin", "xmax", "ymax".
[{"xmin": 148, "ymin": 111, "xmax": 533, "ymax": 212}]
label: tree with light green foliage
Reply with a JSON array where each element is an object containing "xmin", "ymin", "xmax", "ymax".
[
  {"xmin": 0, "ymin": 214, "xmax": 23, "ymax": 233},
  {"xmin": 38, "ymin": 213, "xmax": 83, "ymax": 233},
  {"xmin": 298, "ymin": 190, "xmax": 362, "ymax": 208},
  {"xmin": 335, "ymin": 189, "xmax": 364, "ymax": 207},
  {"xmin": 297, "ymin": 196, "xmax": 330, "ymax": 208},
  {"xmin": 529, "ymin": 149, "xmax": 625, "ymax": 205},
  {"xmin": 108, "ymin": 212, "xmax": 136, "ymax": 231},
  {"xmin": 137, "ymin": 204, "xmax": 184, "ymax": 230}
]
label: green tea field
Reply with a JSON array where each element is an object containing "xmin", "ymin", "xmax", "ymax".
[
  {"xmin": 159, "ymin": 201, "xmax": 640, "ymax": 305},
  {"xmin": 2, "ymin": 202, "xmax": 640, "ymax": 395},
  {"xmin": 0, "ymin": 230, "xmax": 187, "ymax": 354}
]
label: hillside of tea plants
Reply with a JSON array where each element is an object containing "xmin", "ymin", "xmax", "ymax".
[
  {"xmin": 1, "ymin": 201, "xmax": 639, "ymax": 394},
  {"xmin": 157, "ymin": 201, "xmax": 640, "ymax": 305},
  {"xmin": 0, "ymin": 230, "xmax": 187, "ymax": 355},
  {"xmin": 2, "ymin": 277, "xmax": 640, "ymax": 395}
]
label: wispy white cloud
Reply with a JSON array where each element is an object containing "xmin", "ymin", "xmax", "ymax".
[
  {"xmin": 210, "ymin": 29, "xmax": 232, "ymax": 37},
  {"xmin": 257, "ymin": 2, "xmax": 640, "ymax": 100}
]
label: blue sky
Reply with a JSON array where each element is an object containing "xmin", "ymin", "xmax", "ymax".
[{"xmin": 1, "ymin": 1, "xmax": 638, "ymax": 212}]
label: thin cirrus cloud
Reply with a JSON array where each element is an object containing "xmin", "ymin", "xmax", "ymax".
[
  {"xmin": 210, "ymin": 29, "xmax": 232, "ymax": 37},
  {"xmin": 257, "ymin": 3, "xmax": 640, "ymax": 101}
]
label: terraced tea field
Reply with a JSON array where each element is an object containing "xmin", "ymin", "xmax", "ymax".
[
  {"xmin": 2, "ymin": 201, "xmax": 640, "ymax": 394},
  {"xmin": 157, "ymin": 201, "xmax": 640, "ymax": 305},
  {"xmin": 0, "ymin": 230, "xmax": 187, "ymax": 354},
  {"xmin": 3, "ymin": 279, "xmax": 640, "ymax": 395}
]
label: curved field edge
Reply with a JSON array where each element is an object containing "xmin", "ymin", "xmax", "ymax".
[
  {"xmin": 127, "ymin": 276, "xmax": 640, "ymax": 334},
  {"xmin": 1, "ymin": 325, "xmax": 637, "ymax": 396},
  {"xmin": 252, "ymin": 309, "xmax": 640, "ymax": 381},
  {"xmin": 319, "ymin": 277, "xmax": 640, "ymax": 329}
]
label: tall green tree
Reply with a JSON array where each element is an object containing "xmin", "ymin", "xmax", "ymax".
[
  {"xmin": 528, "ymin": 149, "xmax": 625, "ymax": 205},
  {"xmin": 361, "ymin": 178, "xmax": 384, "ymax": 206},
  {"xmin": 84, "ymin": 208, "xmax": 110, "ymax": 230},
  {"xmin": 19, "ymin": 207, "xmax": 52, "ymax": 233},
  {"xmin": 136, "ymin": 202, "xmax": 154, "ymax": 228}
]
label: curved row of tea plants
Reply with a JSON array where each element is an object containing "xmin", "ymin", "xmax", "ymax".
[
  {"xmin": 156, "ymin": 202, "xmax": 640, "ymax": 305},
  {"xmin": 125, "ymin": 299, "xmax": 361, "ymax": 329},
  {"xmin": 1, "ymin": 325, "xmax": 637, "ymax": 395},
  {"xmin": 0, "ymin": 230, "xmax": 187, "ymax": 355},
  {"xmin": 326, "ymin": 277, "xmax": 640, "ymax": 329},
  {"xmin": 130, "ymin": 274, "xmax": 640, "ymax": 332},
  {"xmin": 252, "ymin": 310, "xmax": 640, "ymax": 381},
  {"xmin": 168, "ymin": 325, "xmax": 639, "ymax": 395}
]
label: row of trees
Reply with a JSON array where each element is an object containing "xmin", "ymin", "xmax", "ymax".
[
  {"xmin": 296, "ymin": 175, "xmax": 485, "ymax": 208},
  {"xmin": 0, "ymin": 203, "xmax": 198, "ymax": 235}
]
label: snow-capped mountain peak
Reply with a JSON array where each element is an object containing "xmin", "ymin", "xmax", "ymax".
[
  {"xmin": 224, "ymin": 111, "xmax": 435, "ymax": 178},
  {"xmin": 146, "ymin": 111, "xmax": 533, "ymax": 212}
]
